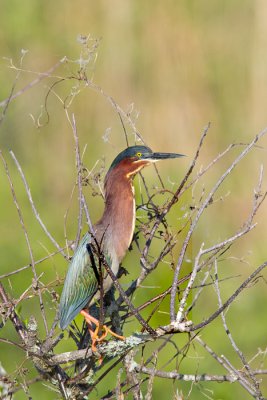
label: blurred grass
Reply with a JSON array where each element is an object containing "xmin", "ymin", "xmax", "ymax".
[{"xmin": 0, "ymin": 1, "xmax": 267, "ymax": 399}]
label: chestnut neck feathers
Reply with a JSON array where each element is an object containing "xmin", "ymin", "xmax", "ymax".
[{"xmin": 94, "ymin": 159, "xmax": 146, "ymax": 263}]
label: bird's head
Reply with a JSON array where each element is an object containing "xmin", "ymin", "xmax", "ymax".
[{"xmin": 107, "ymin": 145, "xmax": 185, "ymax": 181}]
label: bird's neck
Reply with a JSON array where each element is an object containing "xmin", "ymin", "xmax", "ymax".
[{"xmin": 94, "ymin": 170, "xmax": 136, "ymax": 264}]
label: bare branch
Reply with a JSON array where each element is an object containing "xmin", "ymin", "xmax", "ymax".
[{"xmin": 9, "ymin": 151, "xmax": 67, "ymax": 258}]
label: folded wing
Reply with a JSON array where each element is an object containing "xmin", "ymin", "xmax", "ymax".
[{"xmin": 59, "ymin": 232, "xmax": 99, "ymax": 329}]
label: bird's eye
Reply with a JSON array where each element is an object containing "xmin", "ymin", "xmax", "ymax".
[{"xmin": 136, "ymin": 152, "xmax": 142, "ymax": 158}]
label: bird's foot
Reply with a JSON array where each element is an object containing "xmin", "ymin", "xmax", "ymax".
[
  {"xmin": 80, "ymin": 310, "xmax": 125, "ymax": 355},
  {"xmin": 90, "ymin": 324, "xmax": 125, "ymax": 352}
]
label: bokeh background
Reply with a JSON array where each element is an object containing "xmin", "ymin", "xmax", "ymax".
[{"xmin": 1, "ymin": 1, "xmax": 267, "ymax": 399}]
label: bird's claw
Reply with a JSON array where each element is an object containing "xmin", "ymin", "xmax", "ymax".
[
  {"xmin": 91, "ymin": 324, "xmax": 125, "ymax": 352},
  {"xmin": 80, "ymin": 310, "xmax": 125, "ymax": 359}
]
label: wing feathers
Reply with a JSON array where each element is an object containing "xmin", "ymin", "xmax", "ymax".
[{"xmin": 59, "ymin": 233, "xmax": 99, "ymax": 329}]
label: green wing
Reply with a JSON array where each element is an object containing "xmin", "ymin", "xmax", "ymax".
[{"xmin": 59, "ymin": 232, "xmax": 99, "ymax": 329}]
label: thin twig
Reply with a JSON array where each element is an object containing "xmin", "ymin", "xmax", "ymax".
[
  {"xmin": 171, "ymin": 126, "xmax": 267, "ymax": 322},
  {"xmin": 0, "ymin": 152, "xmax": 48, "ymax": 334},
  {"xmin": 191, "ymin": 260, "xmax": 267, "ymax": 331},
  {"xmin": 9, "ymin": 151, "xmax": 67, "ymax": 258}
]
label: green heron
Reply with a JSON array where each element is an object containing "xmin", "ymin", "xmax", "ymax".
[{"xmin": 59, "ymin": 145, "xmax": 184, "ymax": 350}]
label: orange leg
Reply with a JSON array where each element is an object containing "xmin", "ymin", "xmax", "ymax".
[{"xmin": 80, "ymin": 310, "xmax": 125, "ymax": 353}]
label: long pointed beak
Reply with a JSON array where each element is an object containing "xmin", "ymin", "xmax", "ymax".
[{"xmin": 144, "ymin": 152, "xmax": 185, "ymax": 161}]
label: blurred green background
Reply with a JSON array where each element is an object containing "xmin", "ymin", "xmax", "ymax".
[{"xmin": 1, "ymin": 1, "xmax": 267, "ymax": 399}]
